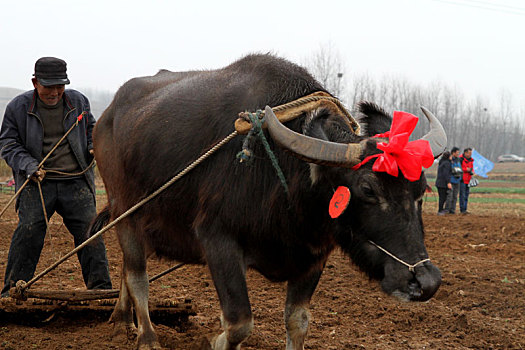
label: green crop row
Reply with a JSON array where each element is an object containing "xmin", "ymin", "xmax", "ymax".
[
  {"xmin": 423, "ymin": 196, "xmax": 525, "ymax": 204},
  {"xmin": 429, "ymin": 185, "xmax": 525, "ymax": 194}
]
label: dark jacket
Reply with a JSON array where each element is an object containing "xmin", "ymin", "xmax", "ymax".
[
  {"xmin": 435, "ymin": 157, "xmax": 452, "ymax": 188},
  {"xmin": 450, "ymin": 156, "xmax": 462, "ymax": 184},
  {"xmin": 0, "ymin": 89, "xmax": 96, "ymax": 201}
]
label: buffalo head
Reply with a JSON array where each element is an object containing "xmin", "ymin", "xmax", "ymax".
[{"xmin": 265, "ymin": 102, "xmax": 444, "ymax": 301}]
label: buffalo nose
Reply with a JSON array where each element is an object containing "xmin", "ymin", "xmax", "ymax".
[
  {"xmin": 408, "ymin": 280, "xmax": 422, "ymax": 300},
  {"xmin": 412, "ymin": 263, "xmax": 442, "ymax": 301}
]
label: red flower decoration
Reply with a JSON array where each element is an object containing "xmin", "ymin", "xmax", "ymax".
[{"xmin": 352, "ymin": 111, "xmax": 434, "ymax": 181}]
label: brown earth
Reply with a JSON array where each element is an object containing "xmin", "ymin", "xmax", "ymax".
[{"xmin": 0, "ymin": 183, "xmax": 524, "ymax": 349}]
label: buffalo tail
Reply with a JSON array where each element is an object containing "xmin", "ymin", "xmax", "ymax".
[{"xmin": 87, "ymin": 205, "xmax": 111, "ymax": 238}]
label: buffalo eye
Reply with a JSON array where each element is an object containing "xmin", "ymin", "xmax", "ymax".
[{"xmin": 361, "ymin": 184, "xmax": 375, "ymax": 198}]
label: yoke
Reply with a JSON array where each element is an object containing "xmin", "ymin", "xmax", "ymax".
[{"xmin": 234, "ymin": 91, "xmax": 361, "ymax": 135}]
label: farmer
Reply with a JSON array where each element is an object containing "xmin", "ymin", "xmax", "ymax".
[{"xmin": 0, "ymin": 57, "xmax": 112, "ymax": 297}]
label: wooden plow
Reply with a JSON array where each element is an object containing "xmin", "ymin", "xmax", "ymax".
[
  {"xmin": 0, "ymin": 296, "xmax": 194, "ymax": 326},
  {"xmin": 0, "ymin": 263, "xmax": 196, "ymax": 326}
]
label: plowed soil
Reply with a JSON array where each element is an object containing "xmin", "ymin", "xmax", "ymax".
[{"xmin": 0, "ymin": 172, "xmax": 523, "ymax": 349}]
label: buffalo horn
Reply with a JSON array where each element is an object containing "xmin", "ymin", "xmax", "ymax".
[
  {"xmin": 264, "ymin": 106, "xmax": 363, "ymax": 168},
  {"xmin": 419, "ymin": 106, "xmax": 447, "ymax": 158}
]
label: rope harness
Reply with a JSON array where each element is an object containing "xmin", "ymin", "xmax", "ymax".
[
  {"xmin": 6, "ymin": 93, "xmax": 360, "ymax": 298},
  {"xmin": 367, "ymin": 240, "xmax": 430, "ymax": 273}
]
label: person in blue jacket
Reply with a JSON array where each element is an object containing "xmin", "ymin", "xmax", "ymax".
[
  {"xmin": 446, "ymin": 147, "xmax": 462, "ymax": 214},
  {"xmin": 0, "ymin": 57, "xmax": 112, "ymax": 297},
  {"xmin": 435, "ymin": 151, "xmax": 452, "ymax": 215}
]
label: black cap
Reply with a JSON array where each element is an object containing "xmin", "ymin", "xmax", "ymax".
[{"xmin": 33, "ymin": 57, "xmax": 70, "ymax": 86}]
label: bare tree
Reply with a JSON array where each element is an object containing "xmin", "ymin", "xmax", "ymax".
[
  {"xmin": 303, "ymin": 44, "xmax": 525, "ymax": 160},
  {"xmin": 303, "ymin": 42, "xmax": 346, "ymax": 99},
  {"xmin": 346, "ymin": 72, "xmax": 377, "ymax": 107}
]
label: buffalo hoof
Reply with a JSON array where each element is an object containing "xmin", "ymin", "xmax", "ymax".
[
  {"xmin": 208, "ymin": 332, "xmax": 242, "ymax": 350},
  {"xmin": 192, "ymin": 337, "xmax": 212, "ymax": 350},
  {"xmin": 138, "ymin": 342, "xmax": 162, "ymax": 350},
  {"xmin": 110, "ymin": 321, "xmax": 137, "ymax": 343}
]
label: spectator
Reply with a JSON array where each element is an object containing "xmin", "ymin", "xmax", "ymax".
[
  {"xmin": 459, "ymin": 147, "xmax": 475, "ymax": 214},
  {"xmin": 435, "ymin": 151, "xmax": 452, "ymax": 215},
  {"xmin": 0, "ymin": 57, "xmax": 112, "ymax": 297},
  {"xmin": 446, "ymin": 147, "xmax": 462, "ymax": 214}
]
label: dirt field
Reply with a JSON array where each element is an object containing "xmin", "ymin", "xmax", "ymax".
[{"xmin": 0, "ymin": 164, "xmax": 523, "ymax": 349}]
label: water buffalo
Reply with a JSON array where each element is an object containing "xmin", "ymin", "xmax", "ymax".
[{"xmin": 91, "ymin": 54, "xmax": 445, "ymax": 349}]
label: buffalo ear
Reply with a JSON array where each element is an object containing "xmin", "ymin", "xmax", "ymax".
[
  {"xmin": 302, "ymin": 107, "xmax": 361, "ymax": 144},
  {"xmin": 300, "ymin": 107, "xmax": 361, "ymax": 185},
  {"xmin": 354, "ymin": 101, "xmax": 392, "ymax": 137}
]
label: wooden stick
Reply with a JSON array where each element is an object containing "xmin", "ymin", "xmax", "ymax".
[{"xmin": 11, "ymin": 288, "xmax": 120, "ymax": 302}]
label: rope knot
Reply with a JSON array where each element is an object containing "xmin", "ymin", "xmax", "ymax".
[
  {"xmin": 9, "ymin": 280, "xmax": 28, "ymax": 301},
  {"xmin": 236, "ymin": 149, "xmax": 252, "ymax": 163},
  {"xmin": 236, "ymin": 110, "xmax": 264, "ymax": 165},
  {"xmin": 236, "ymin": 110, "xmax": 289, "ymax": 195}
]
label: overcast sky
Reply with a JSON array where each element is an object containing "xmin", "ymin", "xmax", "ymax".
[{"xmin": 1, "ymin": 0, "xmax": 524, "ymax": 109}]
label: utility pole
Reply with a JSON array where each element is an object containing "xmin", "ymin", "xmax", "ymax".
[{"xmin": 336, "ymin": 73, "xmax": 343, "ymax": 97}]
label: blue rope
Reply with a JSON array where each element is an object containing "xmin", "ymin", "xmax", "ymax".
[{"xmin": 236, "ymin": 110, "xmax": 289, "ymax": 195}]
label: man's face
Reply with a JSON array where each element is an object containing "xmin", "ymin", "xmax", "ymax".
[
  {"xmin": 452, "ymin": 150, "xmax": 460, "ymax": 157},
  {"xmin": 32, "ymin": 78, "xmax": 65, "ymax": 106},
  {"xmin": 464, "ymin": 150, "xmax": 472, "ymax": 158}
]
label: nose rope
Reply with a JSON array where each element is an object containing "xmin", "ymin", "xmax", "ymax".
[{"xmin": 368, "ymin": 240, "xmax": 430, "ymax": 273}]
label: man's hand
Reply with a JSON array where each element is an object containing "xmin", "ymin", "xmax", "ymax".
[
  {"xmin": 89, "ymin": 149, "xmax": 94, "ymax": 155},
  {"xmin": 31, "ymin": 169, "xmax": 46, "ymax": 183},
  {"xmin": 447, "ymin": 183, "xmax": 452, "ymax": 189}
]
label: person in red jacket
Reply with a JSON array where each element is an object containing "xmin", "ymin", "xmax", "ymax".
[{"xmin": 459, "ymin": 148, "xmax": 476, "ymax": 214}]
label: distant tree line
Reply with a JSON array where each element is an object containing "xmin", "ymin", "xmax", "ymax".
[
  {"xmin": 5, "ymin": 50, "xmax": 521, "ymax": 161},
  {"xmin": 76, "ymin": 87, "xmax": 114, "ymax": 119},
  {"xmin": 0, "ymin": 87, "xmax": 114, "ymax": 123},
  {"xmin": 304, "ymin": 45, "xmax": 525, "ymax": 161}
]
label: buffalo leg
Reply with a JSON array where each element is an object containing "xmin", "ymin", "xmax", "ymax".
[
  {"xmin": 113, "ymin": 224, "xmax": 160, "ymax": 349},
  {"xmin": 202, "ymin": 235, "xmax": 254, "ymax": 350},
  {"xmin": 109, "ymin": 265, "xmax": 137, "ymax": 341},
  {"xmin": 284, "ymin": 269, "xmax": 323, "ymax": 350}
]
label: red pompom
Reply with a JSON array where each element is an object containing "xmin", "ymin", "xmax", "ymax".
[{"xmin": 329, "ymin": 186, "xmax": 351, "ymax": 218}]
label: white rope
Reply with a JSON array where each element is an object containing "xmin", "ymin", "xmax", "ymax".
[
  {"xmin": 13, "ymin": 130, "xmax": 239, "ymax": 296},
  {"xmin": 368, "ymin": 240, "xmax": 430, "ymax": 273}
]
